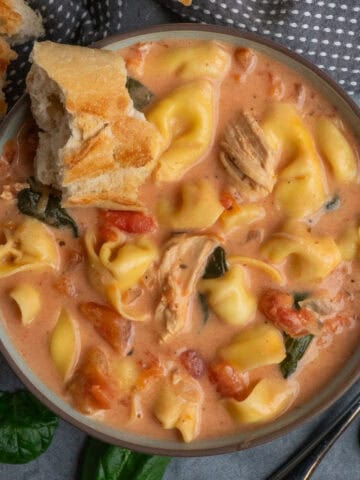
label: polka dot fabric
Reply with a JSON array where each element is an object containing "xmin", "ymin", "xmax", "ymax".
[
  {"xmin": 5, "ymin": 0, "xmax": 123, "ymax": 107},
  {"xmin": 158, "ymin": 0, "xmax": 360, "ymax": 96}
]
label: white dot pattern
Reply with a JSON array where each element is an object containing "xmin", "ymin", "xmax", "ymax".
[
  {"xmin": 160, "ymin": 0, "xmax": 360, "ymax": 96},
  {"xmin": 4, "ymin": 0, "xmax": 123, "ymax": 107}
]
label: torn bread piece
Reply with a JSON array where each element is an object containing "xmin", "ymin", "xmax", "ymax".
[
  {"xmin": 220, "ymin": 111, "xmax": 276, "ymax": 200},
  {"xmin": 26, "ymin": 41, "xmax": 159, "ymax": 210},
  {"xmin": 0, "ymin": 0, "xmax": 44, "ymax": 44},
  {"xmin": 0, "ymin": 37, "xmax": 16, "ymax": 117}
]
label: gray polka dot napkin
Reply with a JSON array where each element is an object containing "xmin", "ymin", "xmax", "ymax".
[
  {"xmin": 4, "ymin": 0, "xmax": 360, "ymax": 110},
  {"xmin": 158, "ymin": 0, "xmax": 360, "ymax": 96}
]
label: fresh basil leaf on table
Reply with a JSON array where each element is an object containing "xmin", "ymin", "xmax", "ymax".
[
  {"xmin": 280, "ymin": 334, "xmax": 314, "ymax": 379},
  {"xmin": 17, "ymin": 178, "xmax": 79, "ymax": 237},
  {"xmin": 126, "ymin": 77, "xmax": 154, "ymax": 111},
  {"xmin": 0, "ymin": 390, "xmax": 58, "ymax": 464},
  {"xmin": 81, "ymin": 438, "xmax": 171, "ymax": 480}
]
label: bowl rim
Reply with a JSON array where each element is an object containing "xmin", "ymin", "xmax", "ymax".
[{"xmin": 0, "ymin": 23, "xmax": 359, "ymax": 457}]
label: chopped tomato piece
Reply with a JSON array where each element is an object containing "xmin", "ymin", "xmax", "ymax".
[
  {"xmin": 90, "ymin": 384, "xmax": 112, "ymax": 410},
  {"xmin": 54, "ymin": 275, "xmax": 77, "ymax": 297},
  {"xmin": 220, "ymin": 192, "xmax": 235, "ymax": 210},
  {"xmin": 80, "ymin": 302, "xmax": 134, "ymax": 355},
  {"xmin": 323, "ymin": 315, "xmax": 353, "ymax": 335},
  {"xmin": 234, "ymin": 48, "xmax": 256, "ymax": 74},
  {"xmin": 179, "ymin": 349, "xmax": 206, "ymax": 379},
  {"xmin": 259, "ymin": 288, "xmax": 315, "ymax": 337},
  {"xmin": 137, "ymin": 353, "xmax": 163, "ymax": 391},
  {"xmin": 99, "ymin": 210, "xmax": 156, "ymax": 240},
  {"xmin": 208, "ymin": 361, "xmax": 249, "ymax": 401},
  {"xmin": 68, "ymin": 347, "xmax": 113, "ymax": 413}
]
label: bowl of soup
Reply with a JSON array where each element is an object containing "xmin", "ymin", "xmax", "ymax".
[{"xmin": 0, "ymin": 24, "xmax": 359, "ymax": 456}]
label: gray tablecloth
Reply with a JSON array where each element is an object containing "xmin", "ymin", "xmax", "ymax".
[{"xmin": 0, "ymin": 1, "xmax": 359, "ymax": 479}]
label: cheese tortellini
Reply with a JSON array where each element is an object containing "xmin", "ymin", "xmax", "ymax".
[
  {"xmin": 85, "ymin": 230, "xmax": 158, "ymax": 319},
  {"xmin": 146, "ymin": 80, "xmax": 215, "ymax": 182},
  {"xmin": 0, "ymin": 218, "xmax": 59, "ymax": 278},
  {"xmin": 219, "ymin": 323, "xmax": 286, "ymax": 372},
  {"xmin": 261, "ymin": 222, "xmax": 342, "ymax": 283},
  {"xmin": 261, "ymin": 222, "xmax": 342, "ymax": 282},
  {"xmin": 157, "ymin": 180, "xmax": 224, "ymax": 230},
  {"xmin": 262, "ymin": 103, "xmax": 327, "ymax": 218},
  {"xmin": 226, "ymin": 378, "xmax": 298, "ymax": 424},
  {"xmin": 198, "ymin": 265, "xmax": 256, "ymax": 326},
  {"xmin": 314, "ymin": 117, "xmax": 357, "ymax": 182},
  {"xmin": 10, "ymin": 284, "xmax": 41, "ymax": 325},
  {"xmin": 154, "ymin": 372, "xmax": 203, "ymax": 443},
  {"xmin": 228, "ymin": 256, "xmax": 284, "ymax": 284},
  {"xmin": 113, "ymin": 357, "xmax": 140, "ymax": 394},
  {"xmin": 50, "ymin": 309, "xmax": 80, "ymax": 381},
  {"xmin": 220, "ymin": 203, "xmax": 265, "ymax": 233},
  {"xmin": 337, "ymin": 224, "xmax": 360, "ymax": 261},
  {"xmin": 151, "ymin": 41, "xmax": 231, "ymax": 81}
]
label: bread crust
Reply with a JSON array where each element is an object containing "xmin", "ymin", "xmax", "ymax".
[
  {"xmin": 27, "ymin": 41, "xmax": 158, "ymax": 210},
  {"xmin": 0, "ymin": 0, "xmax": 21, "ymax": 36},
  {"xmin": 0, "ymin": 0, "xmax": 43, "ymax": 44}
]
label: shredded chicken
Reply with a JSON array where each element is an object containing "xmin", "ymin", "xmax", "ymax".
[
  {"xmin": 156, "ymin": 234, "xmax": 219, "ymax": 341},
  {"xmin": 220, "ymin": 111, "xmax": 275, "ymax": 200},
  {"xmin": 299, "ymin": 295, "xmax": 344, "ymax": 322}
]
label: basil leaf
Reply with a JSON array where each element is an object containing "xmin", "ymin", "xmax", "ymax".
[
  {"xmin": 0, "ymin": 390, "xmax": 58, "ymax": 464},
  {"xmin": 293, "ymin": 292, "xmax": 309, "ymax": 311},
  {"xmin": 280, "ymin": 334, "xmax": 314, "ymax": 378},
  {"xmin": 126, "ymin": 77, "xmax": 154, "ymax": 111},
  {"xmin": 324, "ymin": 194, "xmax": 341, "ymax": 211},
  {"xmin": 17, "ymin": 179, "xmax": 78, "ymax": 237},
  {"xmin": 198, "ymin": 293, "xmax": 209, "ymax": 324},
  {"xmin": 202, "ymin": 246, "xmax": 228, "ymax": 279},
  {"xmin": 81, "ymin": 438, "xmax": 171, "ymax": 480}
]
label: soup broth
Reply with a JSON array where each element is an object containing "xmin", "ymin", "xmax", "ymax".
[{"xmin": 0, "ymin": 39, "xmax": 359, "ymax": 443}]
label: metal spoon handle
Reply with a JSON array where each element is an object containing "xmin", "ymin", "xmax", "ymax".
[{"xmin": 267, "ymin": 392, "xmax": 360, "ymax": 480}]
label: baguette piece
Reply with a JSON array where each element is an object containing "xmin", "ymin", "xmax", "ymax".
[
  {"xmin": 0, "ymin": 36, "xmax": 16, "ymax": 117},
  {"xmin": 0, "ymin": 0, "xmax": 44, "ymax": 45},
  {"xmin": 27, "ymin": 41, "xmax": 159, "ymax": 210}
]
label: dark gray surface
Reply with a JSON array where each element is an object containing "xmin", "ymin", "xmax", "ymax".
[{"xmin": 0, "ymin": 1, "xmax": 359, "ymax": 479}]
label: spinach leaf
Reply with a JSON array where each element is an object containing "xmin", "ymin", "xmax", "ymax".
[
  {"xmin": 126, "ymin": 77, "xmax": 154, "ymax": 111},
  {"xmin": 17, "ymin": 179, "xmax": 78, "ymax": 237},
  {"xmin": 324, "ymin": 194, "xmax": 341, "ymax": 211},
  {"xmin": 42, "ymin": 195, "xmax": 78, "ymax": 237},
  {"xmin": 0, "ymin": 390, "xmax": 58, "ymax": 464},
  {"xmin": 293, "ymin": 292, "xmax": 309, "ymax": 311},
  {"xmin": 202, "ymin": 246, "xmax": 228, "ymax": 279},
  {"xmin": 198, "ymin": 293, "xmax": 209, "ymax": 324},
  {"xmin": 280, "ymin": 334, "xmax": 314, "ymax": 379},
  {"xmin": 81, "ymin": 438, "xmax": 171, "ymax": 480}
]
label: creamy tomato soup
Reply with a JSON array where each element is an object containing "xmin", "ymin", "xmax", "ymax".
[{"xmin": 0, "ymin": 40, "xmax": 359, "ymax": 443}]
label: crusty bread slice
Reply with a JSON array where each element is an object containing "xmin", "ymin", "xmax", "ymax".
[
  {"xmin": 0, "ymin": 0, "xmax": 44, "ymax": 45},
  {"xmin": 0, "ymin": 36, "xmax": 16, "ymax": 117},
  {"xmin": 27, "ymin": 41, "xmax": 159, "ymax": 210}
]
